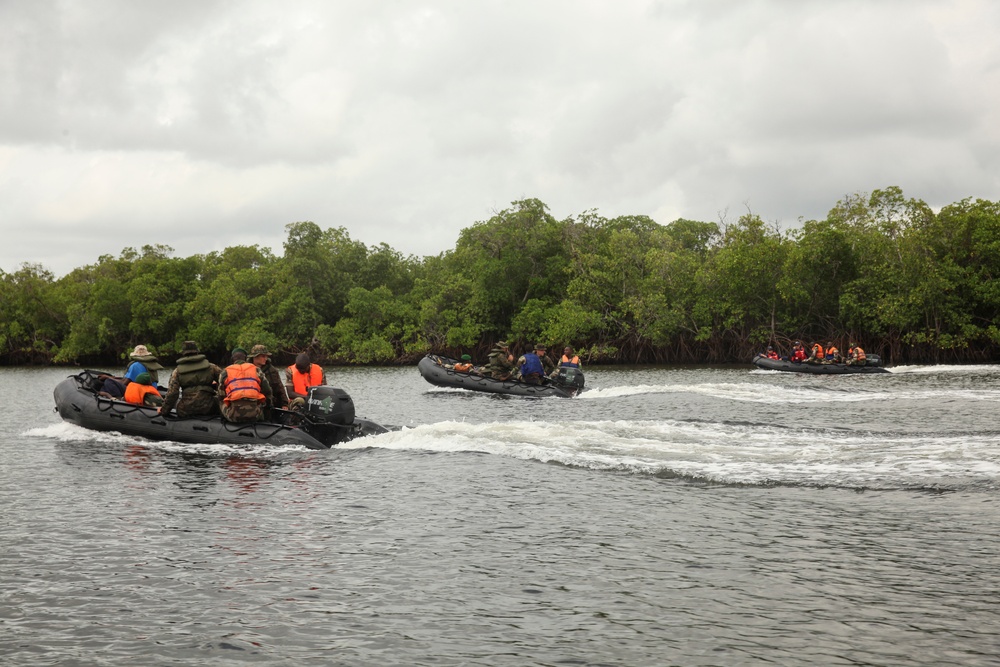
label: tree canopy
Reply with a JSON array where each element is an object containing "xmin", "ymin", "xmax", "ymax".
[{"xmin": 3, "ymin": 189, "xmax": 999, "ymax": 367}]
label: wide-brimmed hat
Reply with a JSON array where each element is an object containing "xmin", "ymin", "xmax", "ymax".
[
  {"xmin": 250, "ymin": 344, "xmax": 271, "ymax": 357},
  {"xmin": 496, "ymin": 341, "xmax": 508, "ymax": 348},
  {"xmin": 534, "ymin": 343, "xmax": 546, "ymax": 351},
  {"xmin": 180, "ymin": 340, "xmax": 200, "ymax": 355},
  {"xmin": 135, "ymin": 372, "xmax": 152, "ymax": 385},
  {"xmin": 130, "ymin": 344, "xmax": 151, "ymax": 358}
]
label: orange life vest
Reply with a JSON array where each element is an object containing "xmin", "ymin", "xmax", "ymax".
[
  {"xmin": 852, "ymin": 346, "xmax": 866, "ymax": 360},
  {"xmin": 124, "ymin": 382, "xmax": 160, "ymax": 405},
  {"xmin": 827, "ymin": 346, "xmax": 839, "ymax": 357},
  {"xmin": 812, "ymin": 343, "xmax": 824, "ymax": 358},
  {"xmin": 453, "ymin": 363, "xmax": 473, "ymax": 372},
  {"xmin": 223, "ymin": 362, "xmax": 265, "ymax": 404},
  {"xmin": 287, "ymin": 363, "xmax": 324, "ymax": 396},
  {"xmin": 560, "ymin": 354, "xmax": 580, "ymax": 367}
]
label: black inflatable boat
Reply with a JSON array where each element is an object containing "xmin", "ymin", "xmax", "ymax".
[
  {"xmin": 418, "ymin": 354, "xmax": 585, "ymax": 398},
  {"xmin": 752, "ymin": 354, "xmax": 890, "ymax": 374},
  {"xmin": 53, "ymin": 370, "xmax": 388, "ymax": 449}
]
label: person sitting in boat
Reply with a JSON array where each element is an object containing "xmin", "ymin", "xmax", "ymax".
[
  {"xmin": 765, "ymin": 346, "xmax": 780, "ymax": 360},
  {"xmin": 484, "ymin": 341, "xmax": 515, "ymax": 380},
  {"xmin": 825, "ymin": 342, "xmax": 842, "ymax": 363},
  {"xmin": 123, "ymin": 372, "xmax": 164, "ymax": 407},
  {"xmin": 219, "ymin": 347, "xmax": 273, "ymax": 423},
  {"xmin": 159, "ymin": 341, "xmax": 224, "ymax": 417},
  {"xmin": 285, "ymin": 352, "xmax": 326, "ymax": 410},
  {"xmin": 453, "ymin": 354, "xmax": 474, "ymax": 373},
  {"xmin": 560, "ymin": 346, "xmax": 581, "ymax": 368},
  {"xmin": 251, "ymin": 344, "xmax": 289, "ymax": 417},
  {"xmin": 846, "ymin": 342, "xmax": 867, "ymax": 366},
  {"xmin": 517, "ymin": 344, "xmax": 556, "ymax": 384},
  {"xmin": 808, "ymin": 342, "xmax": 825, "ymax": 363},
  {"xmin": 124, "ymin": 344, "xmax": 164, "ymax": 391},
  {"xmin": 790, "ymin": 341, "xmax": 807, "ymax": 363},
  {"xmin": 95, "ymin": 373, "xmax": 127, "ymax": 398}
]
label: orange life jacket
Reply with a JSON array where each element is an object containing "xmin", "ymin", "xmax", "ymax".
[
  {"xmin": 223, "ymin": 362, "xmax": 265, "ymax": 404},
  {"xmin": 827, "ymin": 346, "xmax": 839, "ymax": 357},
  {"xmin": 812, "ymin": 343, "xmax": 824, "ymax": 358},
  {"xmin": 766, "ymin": 350, "xmax": 780, "ymax": 360},
  {"xmin": 287, "ymin": 363, "xmax": 324, "ymax": 396},
  {"xmin": 124, "ymin": 382, "xmax": 160, "ymax": 405},
  {"xmin": 453, "ymin": 363, "xmax": 473, "ymax": 372},
  {"xmin": 560, "ymin": 354, "xmax": 580, "ymax": 367},
  {"xmin": 852, "ymin": 346, "xmax": 866, "ymax": 360}
]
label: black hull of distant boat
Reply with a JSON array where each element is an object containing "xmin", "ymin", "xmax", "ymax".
[
  {"xmin": 752, "ymin": 354, "xmax": 889, "ymax": 374},
  {"xmin": 418, "ymin": 355, "xmax": 584, "ymax": 398},
  {"xmin": 53, "ymin": 370, "xmax": 388, "ymax": 449}
]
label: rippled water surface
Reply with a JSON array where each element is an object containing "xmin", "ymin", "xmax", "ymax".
[{"xmin": 3, "ymin": 364, "xmax": 999, "ymax": 665}]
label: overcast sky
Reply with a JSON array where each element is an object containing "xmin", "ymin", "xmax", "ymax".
[{"xmin": 2, "ymin": 0, "xmax": 998, "ymax": 277}]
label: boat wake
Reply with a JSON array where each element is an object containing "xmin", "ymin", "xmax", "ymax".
[{"xmin": 341, "ymin": 418, "xmax": 1000, "ymax": 491}]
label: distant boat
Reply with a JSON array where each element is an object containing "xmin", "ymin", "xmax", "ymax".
[
  {"xmin": 418, "ymin": 354, "xmax": 585, "ymax": 398},
  {"xmin": 751, "ymin": 354, "xmax": 889, "ymax": 374}
]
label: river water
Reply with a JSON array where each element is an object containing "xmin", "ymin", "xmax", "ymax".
[{"xmin": 2, "ymin": 364, "xmax": 998, "ymax": 666}]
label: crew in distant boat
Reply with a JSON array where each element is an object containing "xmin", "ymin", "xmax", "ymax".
[
  {"xmin": 826, "ymin": 342, "xmax": 841, "ymax": 363},
  {"xmin": 517, "ymin": 344, "xmax": 554, "ymax": 385},
  {"xmin": 453, "ymin": 354, "xmax": 475, "ymax": 373},
  {"xmin": 846, "ymin": 342, "xmax": 867, "ymax": 366},
  {"xmin": 484, "ymin": 341, "xmax": 515, "ymax": 380},
  {"xmin": 790, "ymin": 342, "xmax": 807, "ymax": 363},
  {"xmin": 765, "ymin": 346, "xmax": 780, "ymax": 360},
  {"xmin": 560, "ymin": 346, "xmax": 581, "ymax": 367},
  {"xmin": 808, "ymin": 342, "xmax": 825, "ymax": 363}
]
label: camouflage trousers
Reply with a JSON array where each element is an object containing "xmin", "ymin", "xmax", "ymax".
[
  {"xmin": 176, "ymin": 391, "xmax": 219, "ymax": 418},
  {"xmin": 222, "ymin": 398, "xmax": 264, "ymax": 423}
]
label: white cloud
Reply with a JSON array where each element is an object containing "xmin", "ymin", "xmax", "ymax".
[{"xmin": 1, "ymin": 0, "xmax": 998, "ymax": 275}]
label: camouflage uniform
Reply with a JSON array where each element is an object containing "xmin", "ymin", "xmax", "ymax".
[
  {"xmin": 249, "ymin": 344, "xmax": 289, "ymax": 419},
  {"xmin": 160, "ymin": 352, "xmax": 223, "ymax": 417},
  {"xmin": 484, "ymin": 341, "xmax": 515, "ymax": 380},
  {"xmin": 218, "ymin": 363, "xmax": 272, "ymax": 423}
]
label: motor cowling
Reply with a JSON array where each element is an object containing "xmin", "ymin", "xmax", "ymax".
[
  {"xmin": 305, "ymin": 386, "xmax": 356, "ymax": 425},
  {"xmin": 551, "ymin": 367, "xmax": 585, "ymax": 391}
]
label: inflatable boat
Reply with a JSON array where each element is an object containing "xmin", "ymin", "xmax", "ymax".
[
  {"xmin": 418, "ymin": 354, "xmax": 585, "ymax": 398},
  {"xmin": 53, "ymin": 370, "xmax": 388, "ymax": 449},
  {"xmin": 752, "ymin": 354, "xmax": 889, "ymax": 374}
]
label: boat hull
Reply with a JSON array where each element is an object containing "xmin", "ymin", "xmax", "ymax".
[
  {"xmin": 751, "ymin": 354, "xmax": 889, "ymax": 374},
  {"xmin": 418, "ymin": 355, "xmax": 583, "ymax": 398},
  {"xmin": 54, "ymin": 371, "xmax": 387, "ymax": 449}
]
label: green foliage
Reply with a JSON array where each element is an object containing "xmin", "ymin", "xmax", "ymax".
[{"xmin": 5, "ymin": 188, "xmax": 1000, "ymax": 366}]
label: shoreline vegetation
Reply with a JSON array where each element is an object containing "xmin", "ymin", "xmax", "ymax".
[{"xmin": 4, "ymin": 187, "xmax": 1000, "ymax": 368}]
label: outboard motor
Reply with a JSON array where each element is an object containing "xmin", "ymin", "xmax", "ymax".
[
  {"xmin": 866, "ymin": 354, "xmax": 883, "ymax": 368},
  {"xmin": 305, "ymin": 386, "xmax": 356, "ymax": 425},
  {"xmin": 551, "ymin": 367, "xmax": 586, "ymax": 392}
]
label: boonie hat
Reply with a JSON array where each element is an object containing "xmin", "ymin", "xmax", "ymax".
[
  {"xmin": 534, "ymin": 343, "xmax": 546, "ymax": 351},
  {"xmin": 180, "ymin": 340, "xmax": 199, "ymax": 355},
  {"xmin": 131, "ymin": 344, "xmax": 151, "ymax": 358},
  {"xmin": 250, "ymin": 344, "xmax": 270, "ymax": 357}
]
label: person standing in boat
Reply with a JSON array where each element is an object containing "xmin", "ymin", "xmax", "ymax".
[
  {"xmin": 124, "ymin": 344, "xmax": 164, "ymax": 391},
  {"xmin": 484, "ymin": 341, "xmax": 515, "ymax": 380},
  {"xmin": 159, "ymin": 341, "xmax": 224, "ymax": 417},
  {"xmin": 250, "ymin": 344, "xmax": 289, "ymax": 416},
  {"xmin": 517, "ymin": 344, "xmax": 556, "ymax": 384},
  {"xmin": 285, "ymin": 352, "xmax": 326, "ymax": 409},
  {"xmin": 219, "ymin": 347, "xmax": 272, "ymax": 423}
]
